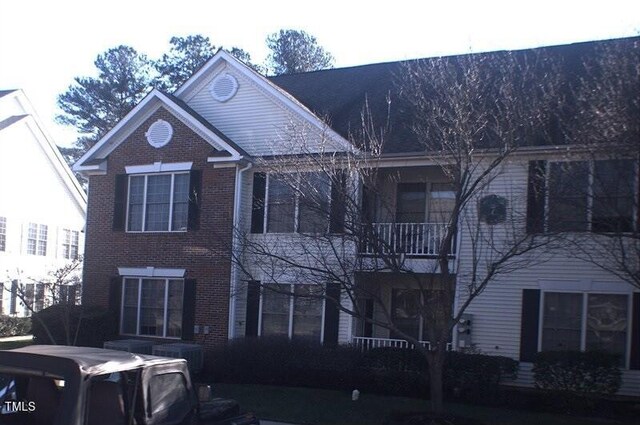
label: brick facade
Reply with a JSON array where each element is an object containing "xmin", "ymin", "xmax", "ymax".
[{"xmin": 82, "ymin": 107, "xmax": 236, "ymax": 350}]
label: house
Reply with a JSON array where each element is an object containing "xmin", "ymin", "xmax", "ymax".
[
  {"xmin": 74, "ymin": 37, "xmax": 639, "ymax": 395},
  {"xmin": 0, "ymin": 89, "xmax": 87, "ymax": 316}
]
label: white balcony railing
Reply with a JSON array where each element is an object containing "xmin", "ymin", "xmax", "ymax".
[
  {"xmin": 351, "ymin": 336, "xmax": 452, "ymax": 352},
  {"xmin": 359, "ymin": 222, "xmax": 455, "ymax": 257}
]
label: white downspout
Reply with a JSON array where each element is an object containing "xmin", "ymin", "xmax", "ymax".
[{"xmin": 228, "ymin": 161, "xmax": 253, "ymax": 339}]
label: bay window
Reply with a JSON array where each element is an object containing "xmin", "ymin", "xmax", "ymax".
[
  {"xmin": 121, "ymin": 278, "xmax": 183, "ymax": 338},
  {"xmin": 260, "ymin": 284, "xmax": 324, "ymax": 342},
  {"xmin": 127, "ymin": 173, "xmax": 190, "ymax": 232}
]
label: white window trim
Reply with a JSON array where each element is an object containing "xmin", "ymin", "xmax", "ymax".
[
  {"xmin": 26, "ymin": 223, "xmax": 48, "ymax": 256},
  {"xmin": 61, "ymin": 228, "xmax": 80, "ymax": 260},
  {"xmin": 257, "ymin": 283, "xmax": 326, "ymax": 343},
  {"xmin": 118, "ymin": 267, "xmax": 186, "ymax": 278},
  {"xmin": 125, "ymin": 171, "xmax": 190, "ymax": 233},
  {"xmin": 125, "ymin": 161, "xmax": 193, "ymax": 174},
  {"xmin": 120, "ymin": 276, "xmax": 184, "ymax": 339},
  {"xmin": 263, "ymin": 172, "xmax": 332, "ymax": 234},
  {"xmin": 537, "ymin": 289, "xmax": 633, "ymax": 369}
]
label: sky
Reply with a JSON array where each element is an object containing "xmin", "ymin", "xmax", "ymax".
[{"xmin": 1, "ymin": 0, "xmax": 639, "ymax": 147}]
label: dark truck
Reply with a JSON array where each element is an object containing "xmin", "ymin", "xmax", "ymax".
[{"xmin": 0, "ymin": 345, "xmax": 259, "ymax": 425}]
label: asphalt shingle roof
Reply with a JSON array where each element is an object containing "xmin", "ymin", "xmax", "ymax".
[{"xmin": 269, "ymin": 36, "xmax": 639, "ymax": 154}]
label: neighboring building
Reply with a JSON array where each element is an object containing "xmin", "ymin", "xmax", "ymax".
[
  {"xmin": 0, "ymin": 89, "xmax": 87, "ymax": 316},
  {"xmin": 75, "ymin": 37, "xmax": 639, "ymax": 394}
]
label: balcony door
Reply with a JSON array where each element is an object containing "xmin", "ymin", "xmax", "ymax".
[
  {"xmin": 396, "ymin": 183, "xmax": 426, "ymax": 223},
  {"xmin": 427, "ymin": 183, "xmax": 456, "ymax": 224}
]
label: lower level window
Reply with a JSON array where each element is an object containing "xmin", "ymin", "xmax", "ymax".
[
  {"xmin": 121, "ymin": 278, "xmax": 183, "ymax": 338},
  {"xmin": 261, "ymin": 284, "xmax": 323, "ymax": 342},
  {"xmin": 541, "ymin": 292, "xmax": 629, "ymax": 363}
]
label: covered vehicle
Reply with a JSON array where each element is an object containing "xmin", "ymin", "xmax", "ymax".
[{"xmin": 0, "ymin": 345, "xmax": 258, "ymax": 425}]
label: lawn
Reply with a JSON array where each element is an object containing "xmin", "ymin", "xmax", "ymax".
[
  {"xmin": 0, "ymin": 337, "xmax": 33, "ymax": 351},
  {"xmin": 212, "ymin": 383, "xmax": 633, "ymax": 425}
]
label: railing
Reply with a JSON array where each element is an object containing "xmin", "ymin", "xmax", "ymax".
[
  {"xmin": 352, "ymin": 336, "xmax": 452, "ymax": 352},
  {"xmin": 359, "ymin": 222, "xmax": 455, "ymax": 257}
]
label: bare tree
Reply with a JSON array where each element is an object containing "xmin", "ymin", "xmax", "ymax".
[
  {"xmin": 233, "ymin": 49, "xmax": 564, "ymax": 413},
  {"xmin": 556, "ymin": 38, "xmax": 640, "ymax": 288},
  {"xmin": 3, "ymin": 258, "xmax": 83, "ymax": 345}
]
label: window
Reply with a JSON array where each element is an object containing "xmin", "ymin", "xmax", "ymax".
[
  {"xmin": 34, "ymin": 284, "xmax": 45, "ymax": 312},
  {"xmin": 265, "ymin": 173, "xmax": 331, "ymax": 233},
  {"xmin": 260, "ymin": 284, "xmax": 324, "ymax": 342},
  {"xmin": 541, "ymin": 292, "xmax": 629, "ymax": 364},
  {"xmin": 391, "ymin": 289, "xmax": 422, "ymax": 340},
  {"xmin": 27, "ymin": 223, "xmax": 47, "ymax": 256},
  {"xmin": 127, "ymin": 173, "xmax": 189, "ymax": 232},
  {"xmin": 62, "ymin": 229, "xmax": 79, "ymax": 259},
  {"xmin": 0, "ymin": 217, "xmax": 6, "ymax": 251},
  {"xmin": 121, "ymin": 278, "xmax": 183, "ymax": 338},
  {"xmin": 149, "ymin": 373, "xmax": 191, "ymax": 423},
  {"xmin": 542, "ymin": 159, "xmax": 636, "ymax": 233}
]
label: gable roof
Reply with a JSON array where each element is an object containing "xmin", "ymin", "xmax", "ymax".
[
  {"xmin": 0, "ymin": 89, "xmax": 16, "ymax": 99},
  {"xmin": 175, "ymin": 50, "xmax": 353, "ymax": 152},
  {"xmin": 74, "ymin": 89, "xmax": 247, "ymax": 173},
  {"xmin": 0, "ymin": 90, "xmax": 87, "ymax": 211},
  {"xmin": 270, "ymin": 36, "xmax": 639, "ymax": 155}
]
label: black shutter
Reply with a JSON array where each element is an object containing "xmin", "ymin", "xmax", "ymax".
[
  {"xmin": 9, "ymin": 280, "xmax": 17, "ymax": 315},
  {"xmin": 245, "ymin": 281, "xmax": 261, "ymax": 337},
  {"xmin": 108, "ymin": 277, "xmax": 123, "ymax": 334},
  {"xmin": 323, "ymin": 282, "xmax": 341, "ymax": 347},
  {"xmin": 182, "ymin": 279, "xmax": 196, "ymax": 341},
  {"xmin": 630, "ymin": 293, "xmax": 640, "ymax": 370},
  {"xmin": 113, "ymin": 174, "xmax": 128, "ymax": 231},
  {"xmin": 526, "ymin": 161, "xmax": 547, "ymax": 234},
  {"xmin": 188, "ymin": 170, "xmax": 202, "ymax": 231},
  {"xmin": 363, "ymin": 299, "xmax": 374, "ymax": 338},
  {"xmin": 520, "ymin": 289, "xmax": 541, "ymax": 362},
  {"xmin": 329, "ymin": 170, "xmax": 347, "ymax": 233},
  {"xmin": 251, "ymin": 173, "xmax": 266, "ymax": 234}
]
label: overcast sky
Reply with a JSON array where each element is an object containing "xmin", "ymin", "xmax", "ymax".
[{"xmin": 1, "ymin": 0, "xmax": 638, "ymax": 147}]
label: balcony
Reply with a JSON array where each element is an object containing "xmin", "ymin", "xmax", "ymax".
[{"xmin": 359, "ymin": 222, "xmax": 455, "ymax": 257}]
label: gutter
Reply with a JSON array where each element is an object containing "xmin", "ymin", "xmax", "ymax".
[{"xmin": 227, "ymin": 161, "xmax": 253, "ymax": 339}]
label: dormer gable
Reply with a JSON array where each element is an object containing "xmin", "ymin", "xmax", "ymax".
[
  {"xmin": 174, "ymin": 50, "xmax": 353, "ymax": 157},
  {"xmin": 73, "ymin": 90, "xmax": 246, "ymax": 175}
]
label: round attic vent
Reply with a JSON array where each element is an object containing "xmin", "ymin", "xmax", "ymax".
[
  {"xmin": 145, "ymin": 119, "xmax": 173, "ymax": 148},
  {"xmin": 210, "ymin": 73, "xmax": 238, "ymax": 102}
]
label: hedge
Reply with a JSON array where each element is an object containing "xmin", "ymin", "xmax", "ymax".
[
  {"xmin": 532, "ymin": 350, "xmax": 622, "ymax": 395},
  {"xmin": 207, "ymin": 338, "xmax": 517, "ymax": 401},
  {"xmin": 0, "ymin": 315, "xmax": 31, "ymax": 337},
  {"xmin": 31, "ymin": 304, "xmax": 117, "ymax": 347}
]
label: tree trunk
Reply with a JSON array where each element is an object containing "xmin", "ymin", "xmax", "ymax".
[{"xmin": 426, "ymin": 349, "xmax": 445, "ymax": 413}]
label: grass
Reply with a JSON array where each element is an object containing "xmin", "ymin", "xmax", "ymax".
[{"xmin": 212, "ymin": 383, "xmax": 633, "ymax": 425}]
